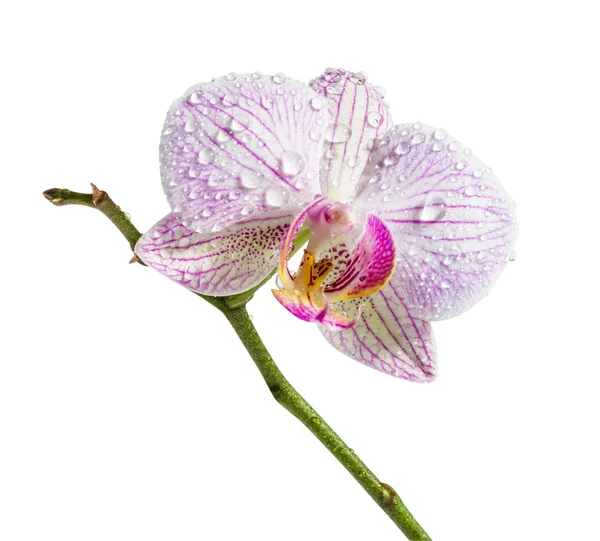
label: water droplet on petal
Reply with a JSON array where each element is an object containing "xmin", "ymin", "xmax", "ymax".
[
  {"xmin": 240, "ymin": 171, "xmax": 263, "ymax": 189},
  {"xmin": 411, "ymin": 132, "xmax": 426, "ymax": 145},
  {"xmin": 163, "ymin": 125, "xmax": 176, "ymax": 136},
  {"xmin": 265, "ymin": 186, "xmax": 290, "ymax": 208},
  {"xmin": 350, "ymin": 72, "xmax": 367, "ymax": 85},
  {"xmin": 419, "ymin": 195, "xmax": 447, "ymax": 222},
  {"xmin": 184, "ymin": 119, "xmax": 199, "ymax": 133},
  {"xmin": 325, "ymin": 124, "xmax": 352, "ymax": 143},
  {"xmin": 449, "ymin": 141, "xmax": 459, "ymax": 152},
  {"xmin": 310, "ymin": 96, "xmax": 324, "ymax": 110},
  {"xmin": 455, "ymin": 160, "xmax": 466, "ymax": 170},
  {"xmin": 272, "ymin": 72, "xmax": 287, "ymax": 84},
  {"xmin": 198, "ymin": 148, "xmax": 215, "ymax": 165},
  {"xmin": 413, "ymin": 122, "xmax": 422, "ymax": 130},
  {"xmin": 433, "ymin": 129, "xmax": 447, "ymax": 141},
  {"xmin": 465, "ymin": 185, "xmax": 477, "ymax": 196},
  {"xmin": 367, "ymin": 112, "xmax": 382, "ymax": 128},
  {"xmin": 280, "ymin": 150, "xmax": 305, "ymax": 178},
  {"xmin": 347, "ymin": 156, "xmax": 360, "ymax": 168},
  {"xmin": 327, "ymin": 83, "xmax": 344, "ymax": 95},
  {"xmin": 394, "ymin": 141, "xmax": 411, "ymax": 156},
  {"xmin": 433, "ymin": 142, "xmax": 444, "ymax": 152},
  {"xmin": 473, "ymin": 169, "xmax": 483, "ymax": 178},
  {"xmin": 508, "ymin": 250, "xmax": 517, "ymax": 262},
  {"xmin": 222, "ymin": 93, "xmax": 239, "ymax": 107},
  {"xmin": 216, "ymin": 129, "xmax": 233, "ymax": 144}
]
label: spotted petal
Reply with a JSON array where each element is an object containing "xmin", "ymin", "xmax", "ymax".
[
  {"xmin": 135, "ymin": 212, "xmax": 293, "ymax": 296},
  {"xmin": 160, "ymin": 73, "xmax": 330, "ymax": 234},
  {"xmin": 325, "ymin": 215, "xmax": 396, "ymax": 301},
  {"xmin": 319, "ymin": 273, "xmax": 437, "ymax": 382},
  {"xmin": 310, "ymin": 68, "xmax": 392, "ymax": 202},
  {"xmin": 354, "ymin": 123, "xmax": 517, "ymax": 321}
]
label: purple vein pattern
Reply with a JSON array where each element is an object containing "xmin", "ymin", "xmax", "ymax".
[
  {"xmin": 310, "ymin": 69, "xmax": 392, "ymax": 201},
  {"xmin": 136, "ymin": 212, "xmax": 292, "ymax": 296},
  {"xmin": 322, "ymin": 272, "xmax": 437, "ymax": 382},
  {"xmin": 353, "ymin": 123, "xmax": 517, "ymax": 320},
  {"xmin": 160, "ymin": 73, "xmax": 330, "ymax": 234}
]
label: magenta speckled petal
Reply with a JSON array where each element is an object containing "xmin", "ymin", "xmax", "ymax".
[
  {"xmin": 325, "ymin": 215, "xmax": 396, "ymax": 301},
  {"xmin": 310, "ymin": 68, "xmax": 392, "ymax": 202},
  {"xmin": 135, "ymin": 212, "xmax": 293, "ymax": 296},
  {"xmin": 319, "ymin": 273, "xmax": 438, "ymax": 382},
  {"xmin": 272, "ymin": 290, "xmax": 358, "ymax": 330},
  {"xmin": 354, "ymin": 123, "xmax": 517, "ymax": 321},
  {"xmin": 160, "ymin": 73, "xmax": 330, "ymax": 234}
]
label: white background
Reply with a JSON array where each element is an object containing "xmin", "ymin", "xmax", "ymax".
[{"xmin": 1, "ymin": 1, "xmax": 598, "ymax": 539}]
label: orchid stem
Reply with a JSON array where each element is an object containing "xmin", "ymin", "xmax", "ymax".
[
  {"xmin": 43, "ymin": 186, "xmax": 432, "ymax": 540},
  {"xmin": 223, "ymin": 305, "xmax": 432, "ymax": 540}
]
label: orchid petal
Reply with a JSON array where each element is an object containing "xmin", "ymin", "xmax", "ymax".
[
  {"xmin": 354, "ymin": 123, "xmax": 518, "ymax": 321},
  {"xmin": 272, "ymin": 290, "xmax": 358, "ymax": 330},
  {"xmin": 135, "ymin": 212, "xmax": 293, "ymax": 296},
  {"xmin": 310, "ymin": 68, "xmax": 392, "ymax": 202},
  {"xmin": 325, "ymin": 215, "xmax": 396, "ymax": 301},
  {"xmin": 319, "ymin": 273, "xmax": 438, "ymax": 382},
  {"xmin": 160, "ymin": 73, "xmax": 329, "ymax": 234}
]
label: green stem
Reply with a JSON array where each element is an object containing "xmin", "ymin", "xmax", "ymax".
[
  {"xmin": 43, "ymin": 186, "xmax": 432, "ymax": 540},
  {"xmin": 224, "ymin": 305, "xmax": 431, "ymax": 540}
]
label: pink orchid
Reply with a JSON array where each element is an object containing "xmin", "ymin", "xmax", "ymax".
[{"xmin": 135, "ymin": 68, "xmax": 517, "ymax": 383}]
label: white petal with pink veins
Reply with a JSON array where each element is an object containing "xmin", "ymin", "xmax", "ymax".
[
  {"xmin": 310, "ymin": 68, "xmax": 392, "ymax": 202},
  {"xmin": 160, "ymin": 73, "xmax": 329, "ymax": 234},
  {"xmin": 319, "ymin": 272, "xmax": 437, "ymax": 383},
  {"xmin": 353, "ymin": 123, "xmax": 517, "ymax": 320},
  {"xmin": 135, "ymin": 212, "xmax": 293, "ymax": 296}
]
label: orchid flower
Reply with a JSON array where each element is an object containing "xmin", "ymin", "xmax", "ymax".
[{"xmin": 135, "ymin": 68, "xmax": 517, "ymax": 383}]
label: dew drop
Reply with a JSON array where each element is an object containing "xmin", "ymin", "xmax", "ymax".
[
  {"xmin": 350, "ymin": 72, "xmax": 367, "ymax": 85},
  {"xmin": 394, "ymin": 141, "xmax": 411, "ymax": 156},
  {"xmin": 280, "ymin": 150, "xmax": 305, "ymax": 178},
  {"xmin": 325, "ymin": 124, "xmax": 352, "ymax": 143},
  {"xmin": 265, "ymin": 186, "xmax": 290, "ymax": 208},
  {"xmin": 433, "ymin": 142, "xmax": 444, "ymax": 152},
  {"xmin": 367, "ymin": 112, "xmax": 382, "ymax": 128},
  {"xmin": 201, "ymin": 207, "xmax": 214, "ymax": 218},
  {"xmin": 448, "ymin": 141, "xmax": 459, "ymax": 152},
  {"xmin": 411, "ymin": 132, "xmax": 426, "ymax": 145},
  {"xmin": 455, "ymin": 160, "xmax": 466, "ymax": 170},
  {"xmin": 272, "ymin": 72, "xmax": 287, "ymax": 84},
  {"xmin": 433, "ymin": 129, "xmax": 447, "ymax": 141},
  {"xmin": 311, "ymin": 96, "xmax": 324, "ymax": 110},
  {"xmin": 240, "ymin": 171, "xmax": 263, "ymax": 189},
  {"xmin": 222, "ymin": 93, "xmax": 239, "ymax": 107},
  {"xmin": 184, "ymin": 119, "xmax": 198, "ymax": 133},
  {"xmin": 419, "ymin": 195, "xmax": 447, "ymax": 222},
  {"xmin": 162, "ymin": 125, "xmax": 176, "ymax": 136},
  {"xmin": 473, "ymin": 169, "xmax": 483, "ymax": 178},
  {"xmin": 188, "ymin": 91, "xmax": 206, "ymax": 105},
  {"xmin": 465, "ymin": 185, "xmax": 477, "ymax": 196},
  {"xmin": 347, "ymin": 156, "xmax": 360, "ymax": 168},
  {"xmin": 508, "ymin": 250, "xmax": 517, "ymax": 262},
  {"xmin": 216, "ymin": 129, "xmax": 233, "ymax": 144},
  {"xmin": 198, "ymin": 148, "xmax": 215, "ymax": 165},
  {"xmin": 327, "ymin": 83, "xmax": 344, "ymax": 95}
]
